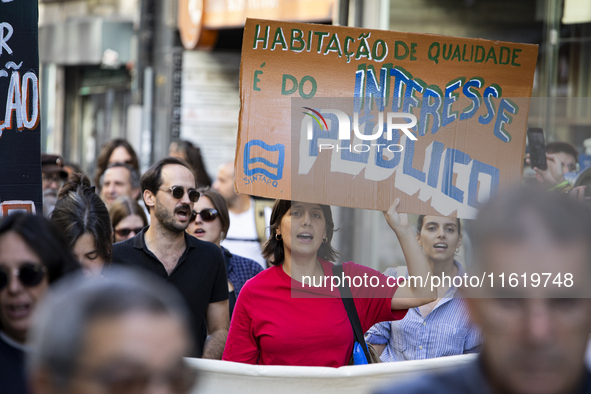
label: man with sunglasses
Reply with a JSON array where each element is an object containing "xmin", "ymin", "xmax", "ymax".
[{"xmin": 111, "ymin": 157, "xmax": 229, "ymax": 359}]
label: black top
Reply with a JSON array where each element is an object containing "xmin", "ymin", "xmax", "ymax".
[
  {"xmin": 111, "ymin": 228, "xmax": 229, "ymax": 357},
  {"xmin": 0, "ymin": 333, "xmax": 28, "ymax": 394},
  {"xmin": 374, "ymin": 356, "xmax": 591, "ymax": 394}
]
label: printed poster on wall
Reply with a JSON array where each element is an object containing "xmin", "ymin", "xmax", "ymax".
[
  {"xmin": 236, "ymin": 18, "xmax": 538, "ymax": 218},
  {"xmin": 0, "ymin": 0, "xmax": 41, "ymax": 216}
]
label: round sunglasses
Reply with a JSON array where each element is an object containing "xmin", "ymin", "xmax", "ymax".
[
  {"xmin": 189, "ymin": 208, "xmax": 219, "ymax": 222},
  {"xmin": 158, "ymin": 186, "xmax": 200, "ymax": 203},
  {"xmin": 0, "ymin": 262, "xmax": 47, "ymax": 290}
]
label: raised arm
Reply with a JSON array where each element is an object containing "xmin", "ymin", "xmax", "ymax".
[{"xmin": 384, "ymin": 199, "xmax": 436, "ymax": 310}]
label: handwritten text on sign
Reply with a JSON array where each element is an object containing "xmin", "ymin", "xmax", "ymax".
[
  {"xmin": 236, "ymin": 19, "xmax": 538, "ymax": 218},
  {"xmin": 0, "ymin": 20, "xmax": 39, "ymax": 136},
  {"xmin": 1, "ymin": 0, "xmax": 43, "ymax": 215}
]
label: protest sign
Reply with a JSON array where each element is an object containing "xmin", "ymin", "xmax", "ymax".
[
  {"xmin": 0, "ymin": 0, "xmax": 41, "ymax": 215},
  {"xmin": 236, "ymin": 19, "xmax": 538, "ymax": 217}
]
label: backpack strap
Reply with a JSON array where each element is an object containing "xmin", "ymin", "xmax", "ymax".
[{"xmin": 332, "ymin": 264, "xmax": 371, "ymax": 363}]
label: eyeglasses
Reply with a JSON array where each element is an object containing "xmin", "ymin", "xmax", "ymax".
[
  {"xmin": 158, "ymin": 186, "xmax": 200, "ymax": 203},
  {"xmin": 115, "ymin": 227, "xmax": 144, "ymax": 237},
  {"xmin": 0, "ymin": 263, "xmax": 47, "ymax": 290},
  {"xmin": 80, "ymin": 362, "xmax": 198, "ymax": 394},
  {"xmin": 190, "ymin": 208, "xmax": 218, "ymax": 222}
]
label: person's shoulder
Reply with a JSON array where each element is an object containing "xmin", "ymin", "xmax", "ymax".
[
  {"xmin": 231, "ymin": 254, "xmax": 264, "ymax": 274},
  {"xmin": 187, "ymin": 235, "xmax": 224, "ymax": 259},
  {"xmin": 240, "ymin": 264, "xmax": 279, "ymax": 291},
  {"xmin": 113, "ymin": 236, "xmax": 136, "ymax": 251},
  {"xmin": 112, "ymin": 236, "xmax": 139, "ymax": 262},
  {"xmin": 0, "ymin": 334, "xmax": 22, "ymax": 358},
  {"xmin": 340, "ymin": 260, "xmax": 378, "ymax": 276}
]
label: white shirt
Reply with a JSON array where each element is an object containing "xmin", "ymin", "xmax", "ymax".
[{"xmin": 221, "ymin": 197, "xmax": 266, "ymax": 268}]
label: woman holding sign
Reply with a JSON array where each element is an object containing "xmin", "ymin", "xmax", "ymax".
[{"xmin": 222, "ymin": 199, "xmax": 435, "ymax": 367}]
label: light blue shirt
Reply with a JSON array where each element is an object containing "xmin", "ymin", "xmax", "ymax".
[{"xmin": 366, "ymin": 261, "xmax": 482, "ymax": 362}]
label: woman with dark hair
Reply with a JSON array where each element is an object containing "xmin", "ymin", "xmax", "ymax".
[
  {"xmin": 0, "ymin": 213, "xmax": 80, "ymax": 393},
  {"xmin": 169, "ymin": 140, "xmax": 212, "ymax": 188},
  {"xmin": 93, "ymin": 139, "xmax": 139, "ymax": 190},
  {"xmin": 186, "ymin": 188, "xmax": 262, "ymax": 317},
  {"xmin": 366, "ymin": 215, "xmax": 481, "ymax": 362},
  {"xmin": 222, "ymin": 199, "xmax": 435, "ymax": 367},
  {"xmin": 109, "ymin": 196, "xmax": 148, "ymax": 243},
  {"xmin": 50, "ymin": 174, "xmax": 112, "ymax": 276}
]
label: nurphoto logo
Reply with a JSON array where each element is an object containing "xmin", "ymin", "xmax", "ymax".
[{"xmin": 303, "ymin": 107, "xmax": 417, "ymax": 153}]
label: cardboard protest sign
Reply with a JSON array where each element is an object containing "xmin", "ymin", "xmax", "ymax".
[
  {"xmin": 0, "ymin": 0, "xmax": 41, "ymax": 215},
  {"xmin": 236, "ymin": 19, "xmax": 538, "ymax": 218}
]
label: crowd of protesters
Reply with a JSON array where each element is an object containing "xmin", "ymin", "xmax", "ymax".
[{"xmin": 1, "ymin": 137, "xmax": 591, "ymax": 394}]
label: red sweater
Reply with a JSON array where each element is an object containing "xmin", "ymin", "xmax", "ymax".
[{"xmin": 223, "ymin": 259, "xmax": 407, "ymax": 367}]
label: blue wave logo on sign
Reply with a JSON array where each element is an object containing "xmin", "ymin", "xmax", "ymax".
[{"xmin": 244, "ymin": 140, "xmax": 285, "ymax": 181}]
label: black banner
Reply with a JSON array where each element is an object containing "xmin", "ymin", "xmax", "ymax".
[{"xmin": 0, "ymin": 0, "xmax": 41, "ymax": 216}]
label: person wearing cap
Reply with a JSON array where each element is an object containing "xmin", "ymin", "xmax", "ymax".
[{"xmin": 41, "ymin": 154, "xmax": 68, "ymax": 217}]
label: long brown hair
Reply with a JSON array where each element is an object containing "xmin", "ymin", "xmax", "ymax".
[
  {"xmin": 109, "ymin": 197, "xmax": 148, "ymax": 230},
  {"xmin": 94, "ymin": 139, "xmax": 139, "ymax": 189},
  {"xmin": 197, "ymin": 188, "xmax": 230, "ymax": 239}
]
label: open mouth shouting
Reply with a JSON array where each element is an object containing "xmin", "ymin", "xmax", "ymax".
[
  {"xmin": 434, "ymin": 243, "xmax": 448, "ymax": 252},
  {"xmin": 175, "ymin": 205, "xmax": 191, "ymax": 222},
  {"xmin": 5, "ymin": 301, "xmax": 32, "ymax": 320},
  {"xmin": 296, "ymin": 232, "xmax": 314, "ymax": 243}
]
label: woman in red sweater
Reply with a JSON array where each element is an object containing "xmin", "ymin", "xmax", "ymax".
[{"xmin": 222, "ymin": 199, "xmax": 435, "ymax": 367}]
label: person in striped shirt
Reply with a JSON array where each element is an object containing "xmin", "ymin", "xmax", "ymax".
[{"xmin": 366, "ymin": 214, "xmax": 481, "ymax": 361}]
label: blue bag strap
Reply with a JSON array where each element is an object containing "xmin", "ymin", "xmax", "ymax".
[{"xmin": 332, "ymin": 264, "xmax": 371, "ymax": 363}]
